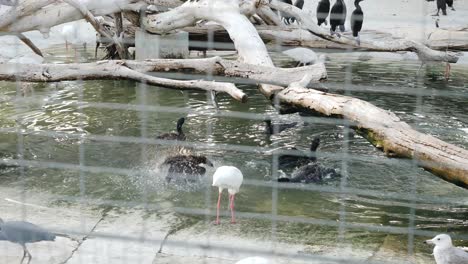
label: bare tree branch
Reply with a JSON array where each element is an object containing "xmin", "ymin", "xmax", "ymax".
[
  {"xmin": 16, "ymin": 33, "xmax": 43, "ymax": 57},
  {"xmin": 0, "ymin": 61, "xmax": 248, "ymax": 102}
]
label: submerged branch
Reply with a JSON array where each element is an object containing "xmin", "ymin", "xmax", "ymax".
[{"xmin": 0, "ymin": 61, "xmax": 247, "ymax": 102}]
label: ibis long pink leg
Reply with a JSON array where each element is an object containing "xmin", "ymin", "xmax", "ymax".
[
  {"xmin": 215, "ymin": 192, "xmax": 222, "ymax": 225},
  {"xmin": 445, "ymin": 62, "xmax": 451, "ymax": 81},
  {"xmin": 229, "ymin": 194, "xmax": 236, "ymax": 224}
]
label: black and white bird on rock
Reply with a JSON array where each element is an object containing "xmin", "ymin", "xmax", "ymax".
[
  {"xmin": 316, "ymin": 0, "xmax": 331, "ymax": 26},
  {"xmin": 330, "ymin": 0, "xmax": 347, "ymax": 36},
  {"xmin": 350, "ymin": 0, "xmax": 364, "ymax": 45}
]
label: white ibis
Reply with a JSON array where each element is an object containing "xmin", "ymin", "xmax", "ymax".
[{"xmin": 212, "ymin": 166, "xmax": 243, "ymax": 224}]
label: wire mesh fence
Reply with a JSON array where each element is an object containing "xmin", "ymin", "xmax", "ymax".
[{"xmin": 0, "ymin": 0, "xmax": 468, "ymax": 264}]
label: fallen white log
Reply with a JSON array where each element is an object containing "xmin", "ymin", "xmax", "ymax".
[
  {"xmin": 0, "ymin": 61, "xmax": 247, "ymax": 102},
  {"xmin": 0, "ymin": 0, "xmax": 56, "ymax": 29},
  {"xmin": 267, "ymin": 0, "xmax": 460, "ymax": 63},
  {"xmin": 144, "ymin": 0, "xmax": 272, "ymax": 65},
  {"xmin": 123, "ymin": 56, "xmax": 327, "ymax": 87}
]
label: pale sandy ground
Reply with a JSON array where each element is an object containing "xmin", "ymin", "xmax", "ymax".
[
  {"xmin": 0, "ymin": 186, "xmax": 431, "ymax": 264},
  {"xmin": 1, "ymin": 1, "xmax": 467, "ymax": 264}
]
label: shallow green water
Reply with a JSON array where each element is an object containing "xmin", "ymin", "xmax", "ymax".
[{"xmin": 0, "ymin": 47, "xmax": 467, "ymax": 260}]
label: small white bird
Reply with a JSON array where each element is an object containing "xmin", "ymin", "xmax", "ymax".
[
  {"xmin": 425, "ymin": 234, "xmax": 468, "ymax": 264},
  {"xmin": 282, "ymin": 47, "xmax": 323, "ymax": 67},
  {"xmin": 235, "ymin": 256, "xmax": 273, "ymax": 264},
  {"xmin": 212, "ymin": 166, "xmax": 243, "ymax": 224}
]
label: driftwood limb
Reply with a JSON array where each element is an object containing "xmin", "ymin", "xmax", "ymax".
[
  {"xmin": 0, "ymin": 0, "xmax": 56, "ymax": 29},
  {"xmin": 16, "ymin": 33, "xmax": 43, "ymax": 57},
  {"xmin": 0, "ymin": 61, "xmax": 247, "ymax": 102},
  {"xmin": 2, "ymin": 0, "xmax": 141, "ymax": 33},
  {"xmin": 267, "ymin": 0, "xmax": 460, "ymax": 63},
  {"xmin": 256, "ymin": 5, "xmax": 283, "ymax": 26},
  {"xmin": 123, "ymin": 56, "xmax": 327, "ymax": 86},
  {"xmin": 276, "ymin": 85, "xmax": 468, "ymax": 188}
]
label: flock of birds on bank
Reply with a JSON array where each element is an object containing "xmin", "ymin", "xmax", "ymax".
[
  {"xmin": 277, "ymin": 0, "xmax": 365, "ymax": 45},
  {"xmin": 278, "ymin": 0, "xmax": 457, "ymax": 46}
]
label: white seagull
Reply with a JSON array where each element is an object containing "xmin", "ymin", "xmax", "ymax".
[
  {"xmin": 212, "ymin": 166, "xmax": 243, "ymax": 224},
  {"xmin": 425, "ymin": 234, "xmax": 468, "ymax": 264}
]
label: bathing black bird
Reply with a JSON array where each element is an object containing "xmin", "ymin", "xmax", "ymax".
[
  {"xmin": 277, "ymin": 163, "xmax": 341, "ymax": 183},
  {"xmin": 316, "ymin": 0, "xmax": 331, "ymax": 26},
  {"xmin": 350, "ymin": 0, "xmax": 364, "ymax": 45},
  {"xmin": 264, "ymin": 119, "xmax": 298, "ymax": 134},
  {"xmin": 162, "ymin": 155, "xmax": 213, "ymax": 183},
  {"xmin": 278, "ymin": 137, "xmax": 320, "ymax": 169},
  {"xmin": 157, "ymin": 117, "xmax": 186, "ymax": 141},
  {"xmin": 330, "ymin": 0, "xmax": 347, "ymax": 35}
]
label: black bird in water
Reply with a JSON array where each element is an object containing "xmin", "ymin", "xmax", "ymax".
[
  {"xmin": 278, "ymin": 163, "xmax": 341, "ymax": 183},
  {"xmin": 330, "ymin": 0, "xmax": 347, "ymax": 36},
  {"xmin": 316, "ymin": 0, "xmax": 331, "ymax": 26},
  {"xmin": 278, "ymin": 137, "xmax": 320, "ymax": 169},
  {"xmin": 157, "ymin": 117, "xmax": 186, "ymax": 141},
  {"xmin": 264, "ymin": 119, "xmax": 298, "ymax": 135},
  {"xmin": 277, "ymin": 137, "xmax": 341, "ymax": 184},
  {"xmin": 350, "ymin": 0, "xmax": 364, "ymax": 45},
  {"xmin": 427, "ymin": 0, "xmax": 447, "ymax": 16},
  {"xmin": 162, "ymin": 155, "xmax": 213, "ymax": 183}
]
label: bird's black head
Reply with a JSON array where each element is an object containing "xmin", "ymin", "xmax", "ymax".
[
  {"xmin": 310, "ymin": 137, "xmax": 321, "ymax": 152},
  {"xmin": 203, "ymin": 157, "xmax": 214, "ymax": 167},
  {"xmin": 195, "ymin": 156, "xmax": 213, "ymax": 167},
  {"xmin": 264, "ymin": 119, "xmax": 273, "ymax": 134},
  {"xmin": 176, "ymin": 117, "xmax": 185, "ymax": 132}
]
